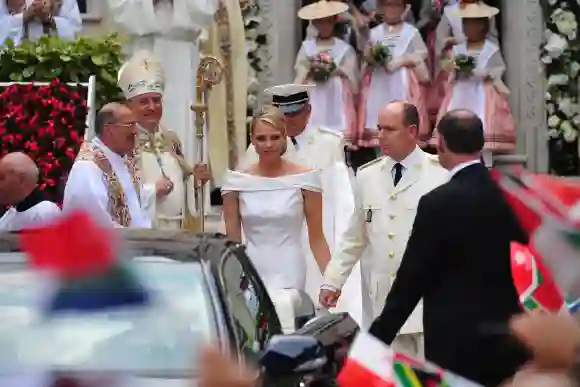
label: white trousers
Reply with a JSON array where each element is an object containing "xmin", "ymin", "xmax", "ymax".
[{"xmin": 391, "ymin": 333, "xmax": 424, "ymax": 359}]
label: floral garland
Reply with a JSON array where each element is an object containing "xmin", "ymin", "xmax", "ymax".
[
  {"xmin": 540, "ymin": 0, "xmax": 580, "ymax": 143},
  {"xmin": 241, "ymin": 0, "xmax": 267, "ymax": 124},
  {"xmin": 0, "ymin": 79, "xmax": 87, "ymax": 204}
]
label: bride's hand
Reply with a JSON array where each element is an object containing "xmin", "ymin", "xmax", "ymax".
[{"xmin": 319, "ymin": 288, "xmax": 341, "ymax": 308}]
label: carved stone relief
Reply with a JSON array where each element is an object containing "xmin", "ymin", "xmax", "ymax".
[
  {"xmin": 258, "ymin": 0, "xmax": 299, "ymax": 87},
  {"xmin": 501, "ymin": 0, "xmax": 547, "ymax": 172}
]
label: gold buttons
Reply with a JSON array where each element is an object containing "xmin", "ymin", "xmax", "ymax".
[
  {"xmin": 388, "ymin": 251, "xmax": 395, "ymax": 258},
  {"xmin": 390, "ymin": 194, "xmax": 397, "ymax": 200},
  {"xmin": 388, "ymin": 232, "xmax": 395, "ymax": 239},
  {"xmin": 389, "ymin": 214, "xmax": 396, "ymax": 219}
]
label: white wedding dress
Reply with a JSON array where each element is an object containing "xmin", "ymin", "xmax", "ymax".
[{"xmin": 221, "ymin": 170, "xmax": 324, "ymax": 332}]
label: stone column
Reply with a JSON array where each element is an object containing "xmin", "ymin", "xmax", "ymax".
[
  {"xmin": 501, "ymin": 0, "xmax": 548, "ymax": 172},
  {"xmin": 258, "ymin": 0, "xmax": 300, "ymax": 87}
]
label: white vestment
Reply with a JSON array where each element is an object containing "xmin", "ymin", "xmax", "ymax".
[
  {"xmin": 107, "ymin": 0, "xmax": 217, "ymax": 168},
  {"xmin": 237, "ymin": 126, "xmax": 367, "ymax": 328},
  {"xmin": 0, "ymin": 0, "xmax": 81, "ymax": 46},
  {"xmin": 62, "ymin": 138, "xmax": 151, "ymax": 228},
  {"xmin": 0, "ymin": 201, "xmax": 60, "ymax": 231},
  {"xmin": 137, "ymin": 125, "xmax": 198, "ymax": 230}
]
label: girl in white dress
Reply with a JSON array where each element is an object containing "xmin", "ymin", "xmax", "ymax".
[
  {"xmin": 356, "ymin": 0, "xmax": 431, "ymax": 148},
  {"xmin": 294, "ymin": 0, "xmax": 358, "ymax": 137},
  {"xmin": 222, "ymin": 106, "xmax": 332, "ymax": 333}
]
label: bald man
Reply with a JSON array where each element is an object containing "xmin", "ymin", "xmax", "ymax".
[{"xmin": 0, "ymin": 152, "xmax": 61, "ymax": 231}]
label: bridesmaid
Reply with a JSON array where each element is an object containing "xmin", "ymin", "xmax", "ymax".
[
  {"xmin": 433, "ymin": 2, "xmax": 515, "ymax": 166},
  {"xmin": 354, "ymin": 0, "xmax": 431, "ymax": 150},
  {"xmin": 430, "ymin": 0, "xmax": 499, "ymax": 115},
  {"xmin": 294, "ymin": 0, "xmax": 358, "ymax": 137}
]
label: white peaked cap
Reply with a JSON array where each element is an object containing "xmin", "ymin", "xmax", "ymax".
[
  {"xmin": 264, "ymin": 83, "xmax": 315, "ymax": 96},
  {"xmin": 118, "ymin": 51, "xmax": 165, "ymax": 100},
  {"xmin": 264, "ymin": 84, "xmax": 315, "ymax": 113}
]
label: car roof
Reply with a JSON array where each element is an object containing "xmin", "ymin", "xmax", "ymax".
[{"xmin": 0, "ymin": 230, "xmax": 241, "ymax": 266}]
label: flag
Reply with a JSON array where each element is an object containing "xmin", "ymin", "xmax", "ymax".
[
  {"xmin": 510, "ymin": 242, "xmax": 565, "ymax": 312},
  {"xmin": 337, "ymin": 332, "xmax": 483, "ymax": 387},
  {"xmin": 19, "ymin": 211, "xmax": 149, "ymax": 315},
  {"xmin": 495, "ymin": 168, "xmax": 580, "ymax": 303},
  {"xmin": 337, "ymin": 332, "xmax": 395, "ymax": 387}
]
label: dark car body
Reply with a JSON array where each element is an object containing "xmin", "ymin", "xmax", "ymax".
[{"xmin": 0, "ymin": 230, "xmax": 358, "ymax": 386}]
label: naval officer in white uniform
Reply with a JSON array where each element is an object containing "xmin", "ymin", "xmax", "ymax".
[{"xmin": 320, "ymin": 100, "xmax": 449, "ymax": 357}]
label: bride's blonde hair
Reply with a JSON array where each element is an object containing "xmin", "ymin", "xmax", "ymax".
[{"xmin": 251, "ymin": 105, "xmax": 286, "ymax": 136}]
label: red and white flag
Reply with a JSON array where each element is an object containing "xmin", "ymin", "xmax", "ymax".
[
  {"xmin": 338, "ymin": 332, "xmax": 484, "ymax": 387},
  {"xmin": 337, "ymin": 332, "xmax": 396, "ymax": 387}
]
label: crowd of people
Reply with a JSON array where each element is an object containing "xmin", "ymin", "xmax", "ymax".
[{"xmin": 1, "ymin": 0, "xmax": 579, "ymax": 387}]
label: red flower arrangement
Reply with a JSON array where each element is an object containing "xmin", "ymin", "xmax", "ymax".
[{"xmin": 0, "ymin": 79, "xmax": 87, "ymax": 204}]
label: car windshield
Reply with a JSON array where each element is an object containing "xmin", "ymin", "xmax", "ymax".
[{"xmin": 0, "ymin": 254, "xmax": 215, "ymax": 375}]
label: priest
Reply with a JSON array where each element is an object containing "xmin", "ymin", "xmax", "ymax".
[
  {"xmin": 238, "ymin": 84, "xmax": 367, "ymax": 327},
  {"xmin": 118, "ymin": 51, "xmax": 211, "ymax": 230},
  {"xmin": 0, "ymin": 0, "xmax": 82, "ymax": 46},
  {"xmin": 106, "ymin": 0, "xmax": 218, "ymax": 177},
  {"xmin": 63, "ymin": 103, "xmax": 155, "ymax": 229},
  {"xmin": 0, "ymin": 152, "xmax": 60, "ymax": 231}
]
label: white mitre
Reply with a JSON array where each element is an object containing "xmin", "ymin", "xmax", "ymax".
[{"xmin": 118, "ymin": 51, "xmax": 165, "ymax": 100}]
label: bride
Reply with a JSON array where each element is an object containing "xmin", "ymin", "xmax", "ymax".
[{"xmin": 221, "ymin": 106, "xmax": 331, "ymax": 332}]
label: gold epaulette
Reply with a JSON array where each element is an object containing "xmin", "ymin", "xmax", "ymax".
[{"xmin": 358, "ymin": 156, "xmax": 383, "ymax": 171}]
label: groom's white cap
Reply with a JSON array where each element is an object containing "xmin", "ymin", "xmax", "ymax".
[
  {"xmin": 264, "ymin": 84, "xmax": 315, "ymax": 114},
  {"xmin": 117, "ymin": 51, "xmax": 165, "ymax": 100}
]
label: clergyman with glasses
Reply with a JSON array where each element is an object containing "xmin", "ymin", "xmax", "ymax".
[{"xmin": 62, "ymin": 102, "xmax": 154, "ymax": 228}]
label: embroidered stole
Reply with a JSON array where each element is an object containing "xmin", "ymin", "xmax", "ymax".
[{"xmin": 76, "ymin": 142, "xmax": 140, "ymax": 227}]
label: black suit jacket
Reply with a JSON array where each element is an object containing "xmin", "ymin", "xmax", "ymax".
[{"xmin": 369, "ymin": 163, "xmax": 528, "ymax": 387}]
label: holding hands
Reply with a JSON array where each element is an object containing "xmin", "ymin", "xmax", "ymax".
[{"xmin": 319, "ymin": 287, "xmax": 341, "ymax": 308}]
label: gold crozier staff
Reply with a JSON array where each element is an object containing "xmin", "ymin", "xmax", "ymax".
[{"xmin": 190, "ymin": 55, "xmax": 224, "ymax": 231}]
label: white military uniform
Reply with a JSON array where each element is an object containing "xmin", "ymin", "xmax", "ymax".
[
  {"xmin": 323, "ymin": 147, "xmax": 449, "ymax": 356},
  {"xmin": 237, "ymin": 84, "xmax": 365, "ymax": 328},
  {"xmin": 118, "ymin": 52, "xmax": 199, "ymax": 230}
]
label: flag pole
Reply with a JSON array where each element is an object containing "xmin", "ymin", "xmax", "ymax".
[{"xmin": 191, "ymin": 55, "xmax": 223, "ymax": 232}]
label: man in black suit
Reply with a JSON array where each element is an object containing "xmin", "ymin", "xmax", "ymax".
[{"xmin": 369, "ymin": 110, "xmax": 528, "ymax": 386}]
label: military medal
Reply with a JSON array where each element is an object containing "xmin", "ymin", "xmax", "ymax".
[{"xmin": 365, "ymin": 209, "xmax": 373, "ymax": 223}]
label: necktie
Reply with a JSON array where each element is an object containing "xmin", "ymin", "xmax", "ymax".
[
  {"xmin": 393, "ymin": 163, "xmax": 403, "ymax": 186},
  {"xmin": 290, "ymin": 136, "xmax": 298, "ymax": 149}
]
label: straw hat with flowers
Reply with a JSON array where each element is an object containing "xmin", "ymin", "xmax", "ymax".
[
  {"xmin": 297, "ymin": 0, "xmax": 349, "ymax": 20},
  {"xmin": 454, "ymin": 2, "xmax": 499, "ymax": 18}
]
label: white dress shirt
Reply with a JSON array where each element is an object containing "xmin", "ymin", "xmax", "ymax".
[{"xmin": 449, "ymin": 159, "xmax": 481, "ymax": 177}]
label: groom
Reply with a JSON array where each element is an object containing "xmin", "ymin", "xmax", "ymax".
[{"xmin": 238, "ymin": 84, "xmax": 366, "ymax": 327}]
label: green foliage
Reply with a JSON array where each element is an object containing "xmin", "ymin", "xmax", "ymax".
[{"xmin": 0, "ymin": 33, "xmax": 126, "ymax": 110}]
